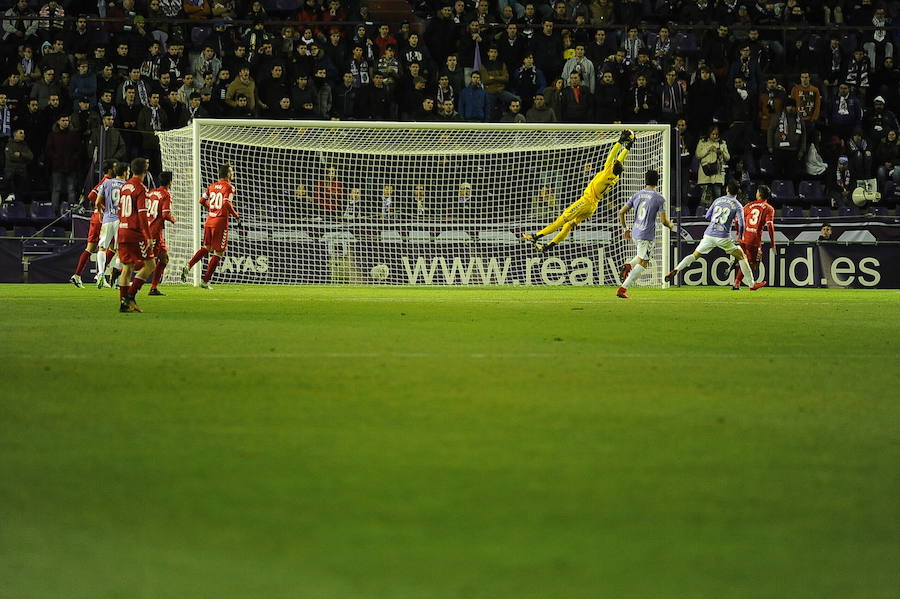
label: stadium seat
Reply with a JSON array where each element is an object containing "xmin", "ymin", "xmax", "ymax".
[
  {"xmin": 809, "ymin": 205, "xmax": 832, "ymax": 218},
  {"xmin": 883, "ymin": 182, "xmax": 899, "ymax": 205},
  {"xmin": 0, "ymin": 201, "xmax": 28, "ymax": 224},
  {"xmin": 838, "ymin": 205, "xmax": 860, "ymax": 217},
  {"xmin": 871, "ymin": 205, "xmax": 889, "ymax": 217},
  {"xmin": 781, "ymin": 205, "xmax": 804, "ymax": 218},
  {"xmin": 407, "ymin": 230, "xmax": 431, "ymax": 243},
  {"xmin": 839, "ymin": 33, "xmax": 858, "ymax": 55},
  {"xmin": 675, "ymin": 32, "xmax": 700, "ymax": 57},
  {"xmin": 0, "ymin": 227, "xmax": 7, "ymax": 236},
  {"xmin": 434, "ymin": 231, "xmax": 471, "ymax": 243},
  {"xmin": 794, "ymin": 230, "xmax": 822, "ymax": 242},
  {"xmin": 380, "ymin": 230, "xmax": 403, "ymax": 243},
  {"xmin": 42, "ymin": 226, "xmax": 68, "ymax": 239},
  {"xmin": 478, "ymin": 230, "xmax": 518, "ymax": 243},
  {"xmin": 30, "ymin": 202, "xmax": 55, "ymax": 221},
  {"xmin": 13, "ymin": 225, "xmax": 37, "ymax": 238},
  {"xmin": 771, "ymin": 180, "xmax": 797, "ymax": 205},
  {"xmin": 757, "ymin": 153, "xmax": 775, "ymax": 178},
  {"xmin": 798, "ymin": 181, "xmax": 826, "ymax": 205}
]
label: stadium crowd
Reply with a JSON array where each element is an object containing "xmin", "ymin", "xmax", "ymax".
[{"xmin": 1, "ymin": 0, "xmax": 899, "ymax": 218}]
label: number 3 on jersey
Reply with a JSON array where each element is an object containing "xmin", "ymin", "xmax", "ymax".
[{"xmin": 748, "ymin": 207, "xmax": 761, "ymax": 226}]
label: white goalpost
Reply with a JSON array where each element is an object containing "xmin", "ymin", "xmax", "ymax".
[{"xmin": 157, "ymin": 120, "xmax": 670, "ymax": 287}]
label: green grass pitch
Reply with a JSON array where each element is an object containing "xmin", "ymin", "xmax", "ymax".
[{"xmin": 1, "ymin": 284, "xmax": 898, "ymax": 598}]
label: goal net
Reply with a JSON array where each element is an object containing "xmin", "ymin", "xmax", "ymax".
[{"xmin": 157, "ymin": 120, "xmax": 670, "ymax": 287}]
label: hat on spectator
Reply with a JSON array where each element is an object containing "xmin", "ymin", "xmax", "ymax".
[
  {"xmin": 873, "ymin": 96, "xmax": 885, "ymax": 104},
  {"xmin": 838, "ymin": 155, "xmax": 849, "ymax": 164},
  {"xmin": 41, "ymin": 41, "xmax": 52, "ymax": 55},
  {"xmin": 784, "ymin": 97, "xmax": 796, "ymax": 107}
]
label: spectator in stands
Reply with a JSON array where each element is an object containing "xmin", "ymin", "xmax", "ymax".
[
  {"xmin": 560, "ymin": 71, "xmax": 592, "ymax": 122},
  {"xmin": 459, "ymin": 71, "xmax": 489, "ymax": 122},
  {"xmin": 117, "ymin": 67, "xmax": 152, "ymax": 106},
  {"xmin": 70, "ymin": 60, "xmax": 97, "ymax": 108},
  {"xmin": 0, "ymin": 92, "xmax": 10, "ymax": 155},
  {"xmin": 846, "ymin": 127, "xmax": 873, "ymax": 179},
  {"xmin": 314, "ymin": 166, "xmax": 343, "ymax": 217},
  {"xmin": 687, "ymin": 66, "xmax": 716, "ymax": 136},
  {"xmin": 510, "ymin": 53, "xmax": 545, "ymax": 112},
  {"xmin": 226, "ymin": 66, "xmax": 256, "ymax": 112},
  {"xmin": 45, "ymin": 114, "xmax": 79, "ymax": 213},
  {"xmin": 767, "ymin": 98, "xmax": 807, "ymax": 184},
  {"xmin": 437, "ymin": 98, "xmax": 463, "ymax": 122},
  {"xmin": 1, "ymin": 73, "xmax": 27, "ymax": 114},
  {"xmin": 627, "ymin": 74, "xmax": 656, "ymax": 123},
  {"xmin": 30, "ymin": 67, "xmax": 60, "ymax": 109},
  {"xmin": 116, "ymin": 87, "xmax": 142, "ymax": 158},
  {"xmin": 256, "ymin": 64, "xmax": 289, "ymax": 115},
  {"xmin": 70, "ymin": 95, "xmax": 96, "ymax": 144},
  {"xmin": 230, "ymin": 93, "xmax": 254, "ymax": 118},
  {"xmin": 137, "ymin": 91, "xmax": 167, "ymax": 174},
  {"xmin": 4, "ymin": 128, "xmax": 32, "ymax": 202},
  {"xmin": 829, "ymin": 82, "xmax": 863, "ymax": 139},
  {"xmin": 17, "ymin": 45, "xmax": 40, "ymax": 84},
  {"xmin": 481, "ymin": 46, "xmax": 516, "ymax": 121},
  {"xmin": 3, "ymin": 0, "xmax": 39, "ymax": 48},
  {"xmin": 561, "ymin": 43, "xmax": 595, "ymax": 93},
  {"xmin": 415, "ymin": 96, "xmax": 437, "ymax": 121},
  {"xmin": 728, "ymin": 43, "xmax": 760, "ymax": 95},
  {"xmin": 88, "ymin": 113, "xmax": 125, "ymax": 165},
  {"xmin": 874, "ymin": 129, "xmax": 899, "ymax": 188},
  {"xmin": 37, "ymin": 0, "xmax": 65, "ymax": 44},
  {"xmin": 863, "ymin": 96, "xmax": 899, "ymax": 143},
  {"xmin": 167, "ymin": 90, "xmax": 192, "ymax": 127},
  {"xmin": 696, "ymin": 125, "xmax": 728, "ymax": 207},
  {"xmin": 312, "ymin": 68, "xmax": 333, "ymax": 119},
  {"xmin": 377, "ymin": 45, "xmax": 401, "ymax": 89},
  {"xmin": 531, "ymin": 20, "xmax": 563, "ymax": 82},
  {"xmin": 439, "ymin": 54, "xmax": 465, "ymax": 98},
  {"xmin": 845, "ymin": 47, "xmax": 871, "ymax": 103},
  {"xmin": 758, "ymin": 76, "xmax": 786, "ymax": 134},
  {"xmin": 499, "ymin": 98, "xmax": 526, "ymax": 123},
  {"xmin": 360, "ymin": 73, "xmax": 396, "ymax": 120},
  {"xmin": 425, "ymin": 5, "xmax": 458, "ymax": 68},
  {"xmin": 818, "ymin": 223, "xmax": 833, "ymax": 241},
  {"xmin": 193, "ymin": 45, "xmax": 222, "ymax": 80},
  {"xmin": 332, "ymin": 72, "xmax": 357, "ymax": 120},
  {"xmin": 526, "ymin": 92, "xmax": 556, "ymax": 122},
  {"xmin": 870, "ymin": 57, "xmax": 899, "ymax": 110},
  {"xmin": 790, "ymin": 72, "xmax": 821, "ymax": 134},
  {"xmin": 828, "ymin": 155, "xmax": 853, "ymax": 209}
]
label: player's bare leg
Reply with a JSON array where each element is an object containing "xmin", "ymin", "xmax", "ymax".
[
  {"xmin": 200, "ymin": 250, "xmax": 224, "ymax": 289},
  {"xmin": 149, "ymin": 251, "xmax": 169, "ymax": 296}
]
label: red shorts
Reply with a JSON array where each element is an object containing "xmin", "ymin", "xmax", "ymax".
[
  {"xmin": 87, "ymin": 213, "xmax": 102, "ymax": 244},
  {"xmin": 203, "ymin": 224, "xmax": 228, "ymax": 252},
  {"xmin": 118, "ymin": 240, "xmax": 153, "ymax": 265}
]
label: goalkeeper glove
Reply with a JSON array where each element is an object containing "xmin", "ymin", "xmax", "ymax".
[{"xmin": 618, "ymin": 129, "xmax": 635, "ymax": 145}]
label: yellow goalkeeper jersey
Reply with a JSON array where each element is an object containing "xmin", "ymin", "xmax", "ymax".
[{"xmin": 561, "ymin": 142, "xmax": 625, "ymax": 224}]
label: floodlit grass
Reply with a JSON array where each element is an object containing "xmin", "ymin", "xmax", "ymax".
[{"xmin": 1, "ymin": 284, "xmax": 898, "ymax": 598}]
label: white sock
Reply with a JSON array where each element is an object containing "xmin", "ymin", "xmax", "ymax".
[
  {"xmin": 675, "ymin": 254, "xmax": 696, "ymax": 271},
  {"xmin": 739, "ymin": 259, "xmax": 756, "ymax": 286},
  {"xmin": 623, "ymin": 264, "xmax": 645, "ymax": 289},
  {"xmin": 96, "ymin": 250, "xmax": 106, "ymax": 278}
]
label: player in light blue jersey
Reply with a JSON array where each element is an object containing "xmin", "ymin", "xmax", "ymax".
[
  {"xmin": 615, "ymin": 169, "xmax": 674, "ymax": 298},
  {"xmin": 664, "ymin": 180, "xmax": 767, "ymax": 290},
  {"xmin": 95, "ymin": 162, "xmax": 129, "ymax": 288}
]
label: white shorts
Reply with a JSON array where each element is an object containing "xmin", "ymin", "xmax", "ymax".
[
  {"xmin": 98, "ymin": 220, "xmax": 119, "ymax": 249},
  {"xmin": 633, "ymin": 239, "xmax": 655, "ymax": 261},
  {"xmin": 695, "ymin": 234, "xmax": 738, "ymax": 255}
]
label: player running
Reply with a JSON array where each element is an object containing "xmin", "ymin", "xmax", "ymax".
[
  {"xmin": 615, "ymin": 169, "xmax": 674, "ymax": 299},
  {"xmin": 664, "ymin": 180, "xmax": 767, "ymax": 290},
  {"xmin": 733, "ymin": 184, "xmax": 776, "ymax": 290},
  {"xmin": 70, "ymin": 160, "xmax": 116, "ymax": 288},
  {"xmin": 116, "ymin": 158, "xmax": 156, "ymax": 313},
  {"xmin": 522, "ymin": 129, "xmax": 635, "ymax": 252},
  {"xmin": 146, "ymin": 171, "xmax": 176, "ymax": 296},
  {"xmin": 95, "ymin": 161, "xmax": 129, "ymax": 289},
  {"xmin": 181, "ymin": 163, "xmax": 241, "ymax": 289}
]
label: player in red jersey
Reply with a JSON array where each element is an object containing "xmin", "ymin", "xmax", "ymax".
[
  {"xmin": 733, "ymin": 184, "xmax": 776, "ymax": 290},
  {"xmin": 70, "ymin": 159, "xmax": 117, "ymax": 288},
  {"xmin": 145, "ymin": 171, "xmax": 176, "ymax": 296},
  {"xmin": 181, "ymin": 163, "xmax": 241, "ymax": 289},
  {"xmin": 116, "ymin": 157, "xmax": 156, "ymax": 313}
]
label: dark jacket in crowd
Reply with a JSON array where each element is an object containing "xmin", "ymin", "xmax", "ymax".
[{"xmin": 45, "ymin": 123, "xmax": 81, "ymax": 172}]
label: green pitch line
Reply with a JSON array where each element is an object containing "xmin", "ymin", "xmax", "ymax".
[{"xmin": 1, "ymin": 285, "xmax": 898, "ymax": 598}]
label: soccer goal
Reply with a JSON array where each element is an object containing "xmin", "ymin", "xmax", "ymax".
[{"xmin": 157, "ymin": 120, "xmax": 670, "ymax": 287}]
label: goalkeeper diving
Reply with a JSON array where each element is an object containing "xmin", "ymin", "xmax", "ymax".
[{"xmin": 522, "ymin": 129, "xmax": 635, "ymax": 252}]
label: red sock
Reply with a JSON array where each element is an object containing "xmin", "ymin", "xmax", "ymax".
[
  {"xmin": 75, "ymin": 251, "xmax": 90, "ymax": 276},
  {"xmin": 203, "ymin": 255, "xmax": 221, "ymax": 282},
  {"xmin": 188, "ymin": 247, "xmax": 209, "ymax": 268},
  {"xmin": 120, "ymin": 286, "xmax": 129, "ymax": 301},
  {"xmin": 128, "ymin": 276, "xmax": 146, "ymax": 296},
  {"xmin": 734, "ymin": 268, "xmax": 744, "ymax": 287},
  {"xmin": 151, "ymin": 261, "xmax": 167, "ymax": 288},
  {"xmin": 105, "ymin": 249, "xmax": 115, "ymax": 264}
]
